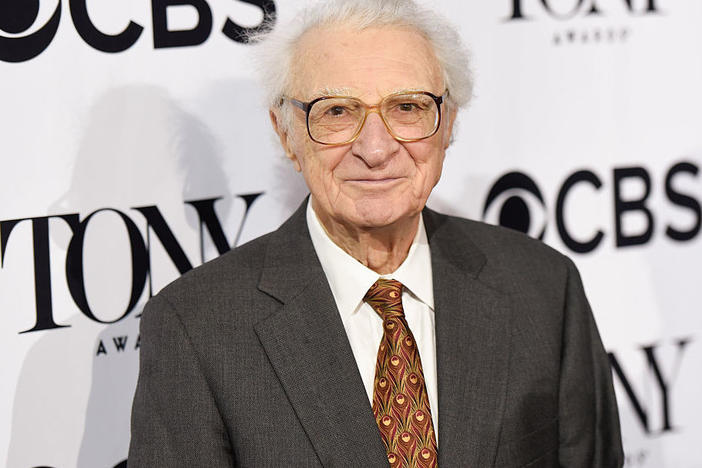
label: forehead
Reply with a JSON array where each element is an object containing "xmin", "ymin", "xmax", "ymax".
[{"xmin": 291, "ymin": 25, "xmax": 444, "ymax": 100}]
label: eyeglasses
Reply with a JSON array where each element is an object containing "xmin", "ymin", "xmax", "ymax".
[{"xmin": 285, "ymin": 90, "xmax": 446, "ymax": 145}]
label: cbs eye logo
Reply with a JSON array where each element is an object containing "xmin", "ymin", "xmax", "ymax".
[
  {"xmin": 482, "ymin": 171, "xmax": 547, "ymax": 240},
  {"xmin": 0, "ymin": 0, "xmax": 61, "ymax": 62}
]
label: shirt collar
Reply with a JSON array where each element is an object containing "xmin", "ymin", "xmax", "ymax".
[
  {"xmin": 390, "ymin": 218, "xmax": 434, "ymax": 310},
  {"xmin": 306, "ymin": 200, "xmax": 434, "ymax": 317}
]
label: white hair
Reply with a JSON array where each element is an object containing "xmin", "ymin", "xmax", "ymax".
[{"xmin": 251, "ymin": 0, "xmax": 473, "ymax": 130}]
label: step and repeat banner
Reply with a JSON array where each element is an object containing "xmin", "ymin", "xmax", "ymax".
[{"xmin": 1, "ymin": 0, "xmax": 701, "ymax": 467}]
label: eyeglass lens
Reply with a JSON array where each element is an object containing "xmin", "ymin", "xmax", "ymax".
[{"xmin": 307, "ymin": 93, "xmax": 440, "ymax": 144}]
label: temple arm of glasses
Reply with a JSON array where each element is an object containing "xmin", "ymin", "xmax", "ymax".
[{"xmin": 285, "ymin": 97, "xmax": 310, "ymax": 112}]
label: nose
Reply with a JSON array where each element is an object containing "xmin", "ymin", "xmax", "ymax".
[{"xmin": 351, "ymin": 112, "xmax": 401, "ymax": 167}]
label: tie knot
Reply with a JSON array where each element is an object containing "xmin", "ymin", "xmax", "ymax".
[{"xmin": 364, "ymin": 279, "xmax": 404, "ymax": 319}]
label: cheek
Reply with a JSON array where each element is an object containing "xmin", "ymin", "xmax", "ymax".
[
  {"xmin": 418, "ymin": 162, "xmax": 443, "ymax": 199},
  {"xmin": 429, "ymin": 152, "xmax": 446, "ymax": 181},
  {"xmin": 298, "ymin": 145, "xmax": 347, "ymax": 185},
  {"xmin": 410, "ymin": 145, "xmax": 446, "ymax": 187}
]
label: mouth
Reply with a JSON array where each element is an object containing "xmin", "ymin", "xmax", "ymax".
[{"xmin": 346, "ymin": 177, "xmax": 403, "ymax": 185}]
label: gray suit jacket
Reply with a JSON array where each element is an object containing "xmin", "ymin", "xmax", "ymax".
[{"xmin": 129, "ymin": 203, "xmax": 623, "ymax": 467}]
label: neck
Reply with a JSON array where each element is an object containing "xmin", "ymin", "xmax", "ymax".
[{"xmin": 312, "ymin": 201, "xmax": 420, "ymax": 275}]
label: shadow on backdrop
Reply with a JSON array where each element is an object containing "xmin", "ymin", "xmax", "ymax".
[{"xmin": 8, "ymin": 84, "xmax": 232, "ymax": 468}]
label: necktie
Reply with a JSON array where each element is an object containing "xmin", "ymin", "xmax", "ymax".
[{"xmin": 364, "ymin": 279, "xmax": 438, "ymax": 468}]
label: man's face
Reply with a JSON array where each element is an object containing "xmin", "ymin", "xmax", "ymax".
[{"xmin": 273, "ymin": 25, "xmax": 456, "ymax": 230}]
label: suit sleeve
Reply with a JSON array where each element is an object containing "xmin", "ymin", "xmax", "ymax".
[
  {"xmin": 557, "ymin": 257, "xmax": 624, "ymax": 467},
  {"xmin": 128, "ymin": 295, "xmax": 234, "ymax": 467}
]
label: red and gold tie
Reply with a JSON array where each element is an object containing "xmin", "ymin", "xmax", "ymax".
[{"xmin": 364, "ymin": 279, "xmax": 438, "ymax": 468}]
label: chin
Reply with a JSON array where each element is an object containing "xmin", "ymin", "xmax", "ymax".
[{"xmin": 347, "ymin": 198, "xmax": 415, "ymax": 229}]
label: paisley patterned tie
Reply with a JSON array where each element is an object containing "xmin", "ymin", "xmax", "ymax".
[{"xmin": 364, "ymin": 279, "xmax": 438, "ymax": 468}]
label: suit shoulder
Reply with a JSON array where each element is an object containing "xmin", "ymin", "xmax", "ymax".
[
  {"xmin": 427, "ymin": 210, "xmax": 573, "ymax": 289},
  {"xmin": 150, "ymin": 229, "xmax": 275, "ymax": 312},
  {"xmin": 458, "ymin": 216, "xmax": 564, "ymax": 260},
  {"xmin": 439, "ymin": 212, "xmax": 565, "ymax": 259}
]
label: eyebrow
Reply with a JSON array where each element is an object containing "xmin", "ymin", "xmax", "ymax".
[
  {"xmin": 308, "ymin": 87, "xmax": 354, "ymax": 99},
  {"xmin": 307, "ymin": 87, "xmax": 437, "ymax": 100}
]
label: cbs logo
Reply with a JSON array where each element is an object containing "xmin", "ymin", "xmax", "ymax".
[
  {"xmin": 0, "ymin": 0, "xmax": 276, "ymax": 63},
  {"xmin": 482, "ymin": 163, "xmax": 701, "ymax": 254}
]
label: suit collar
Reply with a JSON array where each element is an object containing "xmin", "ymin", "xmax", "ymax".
[
  {"xmin": 421, "ymin": 207, "xmax": 487, "ymax": 279},
  {"xmin": 257, "ymin": 200, "xmax": 322, "ymax": 304},
  {"xmin": 258, "ymin": 203, "xmax": 458, "ymax": 306}
]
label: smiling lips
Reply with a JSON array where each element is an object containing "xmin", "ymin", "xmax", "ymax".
[{"xmin": 347, "ymin": 177, "xmax": 404, "ymax": 185}]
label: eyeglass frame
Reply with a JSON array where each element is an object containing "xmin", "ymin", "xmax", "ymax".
[{"xmin": 283, "ymin": 90, "xmax": 447, "ymax": 146}]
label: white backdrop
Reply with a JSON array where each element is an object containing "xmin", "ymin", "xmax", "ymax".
[{"xmin": 1, "ymin": 1, "xmax": 701, "ymax": 467}]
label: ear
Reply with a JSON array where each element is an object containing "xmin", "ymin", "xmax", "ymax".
[
  {"xmin": 269, "ymin": 107, "xmax": 302, "ymax": 172},
  {"xmin": 442, "ymin": 105, "xmax": 458, "ymax": 150}
]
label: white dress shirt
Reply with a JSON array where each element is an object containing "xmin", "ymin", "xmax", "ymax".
[{"xmin": 306, "ymin": 201, "xmax": 439, "ymax": 436}]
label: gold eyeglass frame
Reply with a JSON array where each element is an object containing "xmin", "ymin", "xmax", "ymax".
[{"xmin": 284, "ymin": 90, "xmax": 447, "ymax": 146}]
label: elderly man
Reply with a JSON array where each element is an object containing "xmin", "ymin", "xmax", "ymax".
[{"xmin": 129, "ymin": 0, "xmax": 623, "ymax": 466}]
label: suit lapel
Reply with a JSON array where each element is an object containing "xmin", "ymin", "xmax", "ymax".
[
  {"xmin": 424, "ymin": 209, "xmax": 512, "ymax": 467},
  {"xmin": 254, "ymin": 202, "xmax": 387, "ymax": 467}
]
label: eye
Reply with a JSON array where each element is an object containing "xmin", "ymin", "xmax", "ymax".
[
  {"xmin": 397, "ymin": 102, "xmax": 420, "ymax": 112},
  {"xmin": 326, "ymin": 105, "xmax": 347, "ymax": 116}
]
